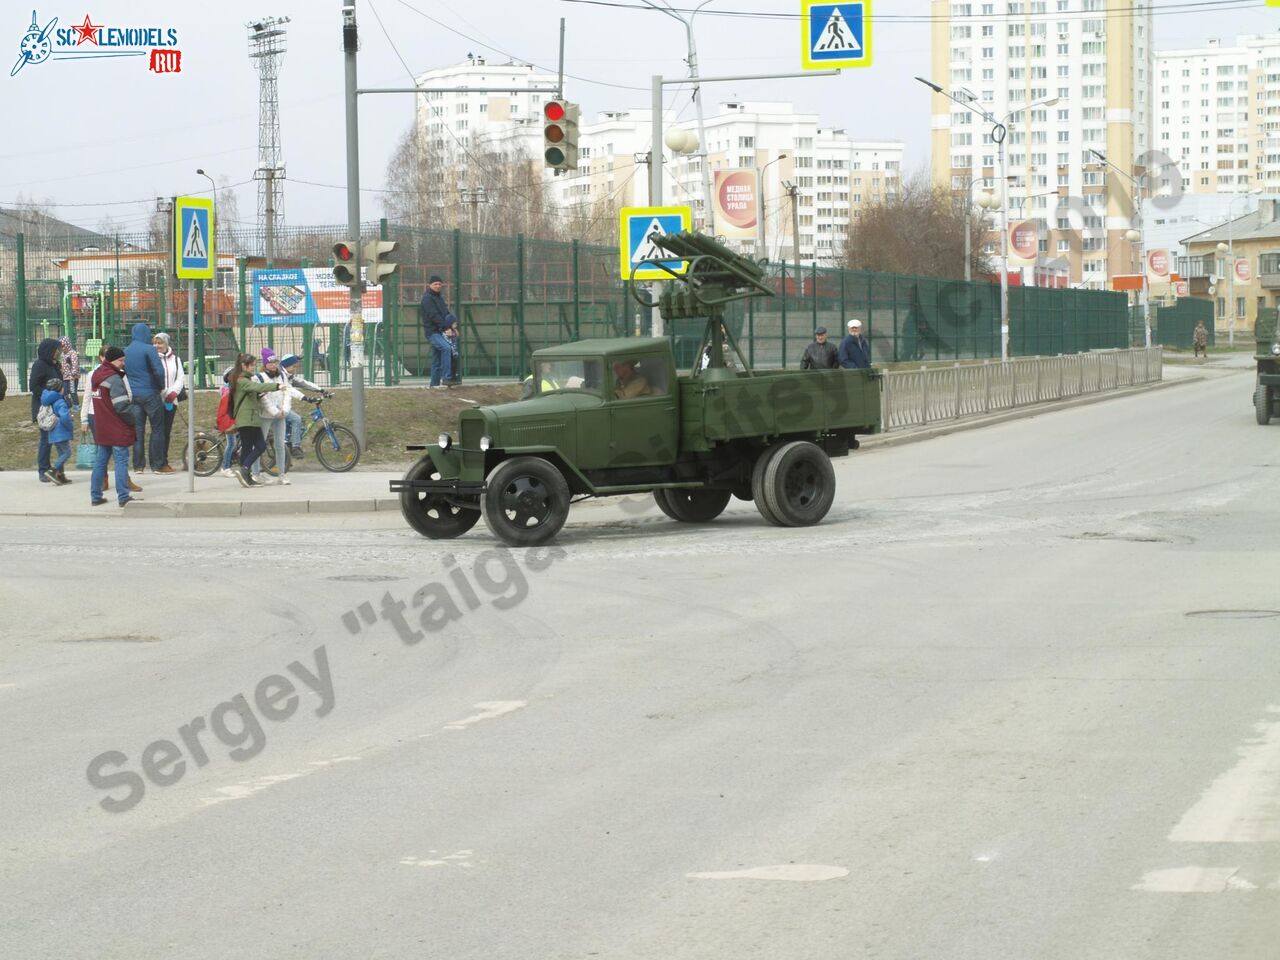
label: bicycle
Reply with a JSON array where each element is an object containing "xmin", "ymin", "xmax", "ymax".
[{"xmin": 262, "ymin": 394, "xmax": 361, "ymax": 474}]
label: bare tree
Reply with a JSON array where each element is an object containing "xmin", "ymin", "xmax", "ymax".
[{"xmin": 842, "ymin": 169, "xmax": 992, "ymax": 280}]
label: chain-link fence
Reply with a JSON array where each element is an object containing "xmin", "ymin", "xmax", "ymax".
[{"xmin": 2, "ymin": 219, "xmax": 1143, "ymax": 395}]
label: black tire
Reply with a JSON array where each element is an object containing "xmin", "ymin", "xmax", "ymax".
[
  {"xmin": 482, "ymin": 457, "xmax": 571, "ymax": 547},
  {"xmin": 399, "ymin": 455, "xmax": 481, "ymax": 540},
  {"xmin": 761, "ymin": 440, "xmax": 836, "ymax": 527},
  {"xmin": 315, "ymin": 424, "xmax": 361, "ymax": 472},
  {"xmin": 1256, "ymin": 385, "xmax": 1272, "ymax": 425},
  {"xmin": 261, "ymin": 443, "xmax": 293, "ymax": 478},
  {"xmin": 652, "ymin": 489, "xmax": 680, "ymax": 520},
  {"xmin": 751, "ymin": 444, "xmax": 785, "ymax": 525},
  {"xmin": 659, "ymin": 488, "xmax": 731, "ymax": 523},
  {"xmin": 184, "ymin": 432, "xmax": 224, "ymax": 478}
]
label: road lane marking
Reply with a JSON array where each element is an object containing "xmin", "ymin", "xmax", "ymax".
[
  {"xmin": 443, "ymin": 700, "xmax": 527, "ymax": 730},
  {"xmin": 686, "ymin": 865, "xmax": 849, "ymax": 882},
  {"xmin": 400, "ymin": 850, "xmax": 475, "ymax": 868},
  {"xmin": 1132, "ymin": 867, "xmax": 1257, "ymax": 893},
  {"xmin": 1169, "ymin": 706, "xmax": 1280, "ymax": 843},
  {"xmin": 199, "ymin": 755, "xmax": 361, "ymax": 806}
]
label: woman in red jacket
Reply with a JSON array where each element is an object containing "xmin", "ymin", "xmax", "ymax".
[{"xmin": 89, "ymin": 347, "xmax": 140, "ymax": 508}]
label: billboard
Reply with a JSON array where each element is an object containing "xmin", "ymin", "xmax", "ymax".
[
  {"xmin": 712, "ymin": 169, "xmax": 759, "ymax": 240},
  {"xmin": 1235, "ymin": 258, "xmax": 1252, "ymax": 283},
  {"xmin": 252, "ymin": 268, "xmax": 383, "ymax": 326},
  {"xmin": 1007, "ymin": 221, "xmax": 1038, "ymax": 267}
]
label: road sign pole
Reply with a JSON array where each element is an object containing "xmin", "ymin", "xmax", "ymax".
[
  {"xmin": 187, "ymin": 279, "xmax": 196, "ymax": 493},
  {"xmin": 650, "ymin": 74, "xmax": 663, "ymax": 207},
  {"xmin": 343, "ymin": 1, "xmax": 366, "ymax": 450}
]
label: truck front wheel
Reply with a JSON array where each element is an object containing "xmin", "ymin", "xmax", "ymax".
[
  {"xmin": 1256, "ymin": 384, "xmax": 1272, "ymax": 425},
  {"xmin": 759, "ymin": 441, "xmax": 836, "ymax": 527},
  {"xmin": 399, "ymin": 455, "xmax": 481, "ymax": 540},
  {"xmin": 656, "ymin": 488, "xmax": 731, "ymax": 523},
  {"xmin": 482, "ymin": 457, "xmax": 571, "ymax": 547}
]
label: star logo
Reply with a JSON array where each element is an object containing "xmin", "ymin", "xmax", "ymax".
[{"xmin": 72, "ymin": 14, "xmax": 101, "ymax": 45}]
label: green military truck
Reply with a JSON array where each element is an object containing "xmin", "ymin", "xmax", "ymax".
[
  {"xmin": 391, "ymin": 232, "xmax": 882, "ymax": 546},
  {"xmin": 1256, "ymin": 308, "xmax": 1280, "ymax": 425}
]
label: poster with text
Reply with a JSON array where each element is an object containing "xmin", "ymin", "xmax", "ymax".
[
  {"xmin": 713, "ymin": 169, "xmax": 759, "ymax": 240},
  {"xmin": 252, "ymin": 268, "xmax": 383, "ymax": 326}
]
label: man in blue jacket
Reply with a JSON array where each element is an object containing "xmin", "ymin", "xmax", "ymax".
[
  {"xmin": 420, "ymin": 275, "xmax": 456, "ymax": 388},
  {"xmin": 123, "ymin": 319, "xmax": 166, "ymax": 472},
  {"xmin": 838, "ymin": 318, "xmax": 872, "ymax": 370}
]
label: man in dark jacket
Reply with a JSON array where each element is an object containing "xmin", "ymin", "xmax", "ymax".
[
  {"xmin": 90, "ymin": 347, "xmax": 140, "ymax": 507},
  {"xmin": 838, "ymin": 318, "xmax": 872, "ymax": 370},
  {"xmin": 800, "ymin": 326, "xmax": 840, "ymax": 370},
  {"xmin": 29, "ymin": 337, "xmax": 61, "ymax": 482},
  {"xmin": 419, "ymin": 275, "xmax": 456, "ymax": 388},
  {"xmin": 123, "ymin": 320, "xmax": 165, "ymax": 473}
]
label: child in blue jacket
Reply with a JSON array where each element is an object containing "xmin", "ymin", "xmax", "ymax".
[{"xmin": 39, "ymin": 378, "xmax": 76, "ymax": 485}]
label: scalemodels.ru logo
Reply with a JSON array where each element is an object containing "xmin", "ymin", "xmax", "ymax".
[{"xmin": 10, "ymin": 9, "xmax": 182, "ymax": 77}]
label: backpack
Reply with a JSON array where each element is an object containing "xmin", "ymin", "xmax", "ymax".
[
  {"xmin": 36, "ymin": 402, "xmax": 59, "ymax": 432},
  {"xmin": 215, "ymin": 389, "xmax": 237, "ymax": 433}
]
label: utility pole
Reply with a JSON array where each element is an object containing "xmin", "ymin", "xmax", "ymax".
[
  {"xmin": 460, "ymin": 186, "xmax": 488, "ymax": 235},
  {"xmin": 342, "ymin": 1, "xmax": 366, "ymax": 449},
  {"xmin": 788, "ymin": 182, "xmax": 801, "ymax": 268}
]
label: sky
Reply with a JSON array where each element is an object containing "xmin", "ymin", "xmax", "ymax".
[{"xmin": 2, "ymin": 0, "xmax": 1274, "ymax": 235}]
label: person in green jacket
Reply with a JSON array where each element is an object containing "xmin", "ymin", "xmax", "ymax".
[{"xmin": 225, "ymin": 352, "xmax": 284, "ymax": 488}]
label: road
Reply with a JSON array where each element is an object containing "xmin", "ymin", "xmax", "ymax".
[{"xmin": 2, "ymin": 360, "xmax": 1278, "ymax": 959}]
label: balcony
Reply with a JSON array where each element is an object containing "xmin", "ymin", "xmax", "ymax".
[
  {"xmin": 1177, "ymin": 255, "xmax": 1214, "ymax": 280},
  {"xmin": 1260, "ymin": 253, "xmax": 1280, "ymax": 289}
]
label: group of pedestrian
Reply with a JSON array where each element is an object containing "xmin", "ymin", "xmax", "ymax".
[
  {"xmin": 801, "ymin": 318, "xmax": 872, "ymax": 371},
  {"xmin": 216, "ymin": 348, "xmax": 329, "ymax": 487},
  {"xmin": 420, "ymin": 275, "xmax": 461, "ymax": 388}
]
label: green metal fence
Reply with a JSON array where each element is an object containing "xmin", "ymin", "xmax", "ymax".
[
  {"xmin": 1154, "ymin": 297, "xmax": 1215, "ymax": 350},
  {"xmin": 2, "ymin": 220, "xmax": 1139, "ymax": 393}
]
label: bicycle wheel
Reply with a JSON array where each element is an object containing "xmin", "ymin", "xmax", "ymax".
[
  {"xmin": 315, "ymin": 424, "xmax": 360, "ymax": 472},
  {"xmin": 184, "ymin": 432, "xmax": 225, "ymax": 478},
  {"xmin": 261, "ymin": 443, "xmax": 293, "ymax": 477}
]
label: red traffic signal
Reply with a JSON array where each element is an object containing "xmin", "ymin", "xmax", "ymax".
[
  {"xmin": 333, "ymin": 241, "xmax": 356, "ymax": 262},
  {"xmin": 333, "ymin": 240, "xmax": 360, "ymax": 286},
  {"xmin": 544, "ymin": 100, "xmax": 566, "ymax": 122},
  {"xmin": 542, "ymin": 99, "xmax": 579, "ymax": 171}
]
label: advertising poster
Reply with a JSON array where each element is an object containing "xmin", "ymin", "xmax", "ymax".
[
  {"xmin": 252, "ymin": 268, "xmax": 383, "ymax": 326},
  {"xmin": 1007, "ymin": 221, "xmax": 1038, "ymax": 267},
  {"xmin": 713, "ymin": 169, "xmax": 759, "ymax": 240},
  {"xmin": 1235, "ymin": 258, "xmax": 1252, "ymax": 283},
  {"xmin": 1146, "ymin": 249, "xmax": 1172, "ymax": 298}
]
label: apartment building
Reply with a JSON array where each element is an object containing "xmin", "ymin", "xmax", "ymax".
[
  {"xmin": 1156, "ymin": 35, "xmax": 1280, "ymax": 195},
  {"xmin": 930, "ymin": 0, "xmax": 1154, "ymax": 288}
]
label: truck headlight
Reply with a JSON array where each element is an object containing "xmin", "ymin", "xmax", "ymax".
[
  {"xmin": 1272, "ymin": 343, "xmax": 1280, "ymax": 356},
  {"xmin": 479, "ymin": 435, "xmax": 492, "ymax": 452},
  {"xmin": 438, "ymin": 433, "xmax": 452, "ymax": 451}
]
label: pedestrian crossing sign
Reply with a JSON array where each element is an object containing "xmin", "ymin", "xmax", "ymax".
[
  {"xmin": 801, "ymin": 0, "xmax": 872, "ymax": 70},
  {"xmin": 619, "ymin": 206, "xmax": 692, "ymax": 281},
  {"xmin": 174, "ymin": 196, "xmax": 215, "ymax": 280}
]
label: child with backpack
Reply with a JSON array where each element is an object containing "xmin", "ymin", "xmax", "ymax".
[{"xmin": 38, "ymin": 378, "xmax": 75, "ymax": 485}]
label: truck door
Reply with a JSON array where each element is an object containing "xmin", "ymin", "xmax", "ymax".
[{"xmin": 607, "ymin": 353, "xmax": 678, "ymax": 469}]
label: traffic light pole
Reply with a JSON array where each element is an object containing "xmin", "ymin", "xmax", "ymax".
[{"xmin": 342, "ymin": 2, "xmax": 367, "ymax": 450}]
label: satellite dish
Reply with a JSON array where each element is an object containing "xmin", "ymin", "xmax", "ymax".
[{"xmin": 1207, "ymin": 284, "xmax": 1216, "ymax": 295}]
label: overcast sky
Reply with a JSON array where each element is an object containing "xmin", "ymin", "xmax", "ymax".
[{"xmin": 3, "ymin": 0, "xmax": 1273, "ymax": 235}]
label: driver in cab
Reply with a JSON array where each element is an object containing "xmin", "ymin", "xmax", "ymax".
[{"xmin": 612, "ymin": 359, "xmax": 650, "ymax": 400}]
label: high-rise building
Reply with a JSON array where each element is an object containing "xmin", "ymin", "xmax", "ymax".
[
  {"xmin": 1155, "ymin": 35, "xmax": 1280, "ymax": 195},
  {"xmin": 929, "ymin": 0, "xmax": 1154, "ymax": 288}
]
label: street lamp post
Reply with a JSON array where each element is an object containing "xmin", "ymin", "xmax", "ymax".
[
  {"xmin": 960, "ymin": 174, "xmax": 995, "ymax": 283},
  {"xmin": 1215, "ymin": 192, "xmax": 1258, "ymax": 348},
  {"xmin": 1089, "ymin": 149, "xmax": 1151, "ymax": 348},
  {"xmin": 758, "ymin": 153, "xmax": 788, "ymax": 261}
]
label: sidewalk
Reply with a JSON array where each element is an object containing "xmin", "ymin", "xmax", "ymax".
[{"xmin": 0, "ymin": 467, "xmax": 404, "ymax": 519}]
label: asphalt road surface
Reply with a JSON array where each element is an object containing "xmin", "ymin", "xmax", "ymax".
[{"xmin": 2, "ymin": 361, "xmax": 1278, "ymax": 959}]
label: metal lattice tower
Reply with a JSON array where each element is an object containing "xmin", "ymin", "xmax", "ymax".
[{"xmin": 247, "ymin": 17, "xmax": 290, "ymax": 258}]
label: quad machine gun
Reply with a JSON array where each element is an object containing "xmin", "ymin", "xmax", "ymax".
[{"xmin": 629, "ymin": 231, "xmax": 774, "ymax": 381}]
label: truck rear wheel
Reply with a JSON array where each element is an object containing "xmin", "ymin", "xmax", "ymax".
[
  {"xmin": 760, "ymin": 441, "xmax": 836, "ymax": 527},
  {"xmin": 751, "ymin": 445, "xmax": 785, "ymax": 525},
  {"xmin": 1256, "ymin": 384, "xmax": 1272, "ymax": 425},
  {"xmin": 657, "ymin": 488, "xmax": 731, "ymax": 523},
  {"xmin": 482, "ymin": 456, "xmax": 571, "ymax": 547},
  {"xmin": 400, "ymin": 455, "xmax": 481, "ymax": 540}
]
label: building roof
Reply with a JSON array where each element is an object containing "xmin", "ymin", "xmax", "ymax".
[
  {"xmin": 1181, "ymin": 206, "xmax": 1280, "ymax": 247},
  {"xmin": 0, "ymin": 207, "xmax": 115, "ymax": 247}
]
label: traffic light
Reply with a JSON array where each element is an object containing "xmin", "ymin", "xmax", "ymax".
[
  {"xmin": 332, "ymin": 240, "xmax": 359, "ymax": 287},
  {"xmin": 543, "ymin": 98, "xmax": 579, "ymax": 171},
  {"xmin": 363, "ymin": 239, "xmax": 398, "ymax": 285}
]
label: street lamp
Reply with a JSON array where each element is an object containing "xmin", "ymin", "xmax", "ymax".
[
  {"xmin": 1213, "ymin": 191, "xmax": 1261, "ymax": 348},
  {"xmin": 961, "ymin": 177, "xmax": 997, "ymax": 282},
  {"xmin": 758, "ymin": 153, "xmax": 788, "ymax": 261}
]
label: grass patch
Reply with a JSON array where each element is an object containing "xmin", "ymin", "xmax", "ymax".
[{"xmin": 0, "ymin": 382, "xmax": 523, "ymax": 472}]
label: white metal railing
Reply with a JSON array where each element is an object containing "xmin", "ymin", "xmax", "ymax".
[{"xmin": 880, "ymin": 346, "xmax": 1162, "ymax": 432}]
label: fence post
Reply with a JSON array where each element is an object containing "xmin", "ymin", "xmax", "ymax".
[
  {"xmin": 748, "ymin": 295, "xmax": 756, "ymax": 368},
  {"xmin": 1035, "ymin": 356, "xmax": 1042, "ymax": 402},
  {"xmin": 571, "ymin": 239, "xmax": 581, "ymax": 341},
  {"xmin": 16, "ymin": 233, "xmax": 27, "ymax": 391},
  {"xmin": 811, "ymin": 261, "xmax": 819, "ymax": 335},
  {"xmin": 1011, "ymin": 359, "xmax": 1017, "ymax": 408},
  {"xmin": 237, "ymin": 257, "xmax": 248, "ymax": 354},
  {"xmin": 780, "ymin": 261, "xmax": 788, "ymax": 369},
  {"xmin": 517, "ymin": 234, "xmax": 526, "ymax": 379},
  {"xmin": 983, "ymin": 359, "xmax": 991, "ymax": 412}
]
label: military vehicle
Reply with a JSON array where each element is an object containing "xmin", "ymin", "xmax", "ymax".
[
  {"xmin": 392, "ymin": 231, "xmax": 882, "ymax": 546},
  {"xmin": 1256, "ymin": 308, "xmax": 1280, "ymax": 425}
]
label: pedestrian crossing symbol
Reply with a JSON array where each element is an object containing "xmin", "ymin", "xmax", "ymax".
[
  {"xmin": 619, "ymin": 206, "xmax": 692, "ymax": 281},
  {"xmin": 173, "ymin": 195, "xmax": 215, "ymax": 280},
  {"xmin": 801, "ymin": 0, "xmax": 872, "ymax": 70}
]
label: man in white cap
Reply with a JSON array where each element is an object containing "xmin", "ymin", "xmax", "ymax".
[{"xmin": 838, "ymin": 318, "xmax": 872, "ymax": 369}]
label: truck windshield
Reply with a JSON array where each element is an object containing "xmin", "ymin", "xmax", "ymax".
[{"xmin": 535, "ymin": 359, "xmax": 603, "ymax": 395}]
